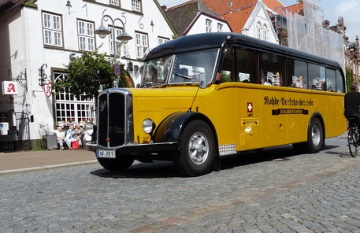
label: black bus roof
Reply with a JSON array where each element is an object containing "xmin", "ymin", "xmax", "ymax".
[{"xmin": 145, "ymin": 32, "xmax": 341, "ymax": 69}]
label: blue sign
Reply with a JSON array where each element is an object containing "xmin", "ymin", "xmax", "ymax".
[{"xmin": 114, "ymin": 64, "xmax": 121, "ymax": 77}]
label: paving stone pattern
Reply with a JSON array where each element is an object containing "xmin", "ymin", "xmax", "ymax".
[{"xmin": 1, "ymin": 134, "xmax": 360, "ymax": 232}]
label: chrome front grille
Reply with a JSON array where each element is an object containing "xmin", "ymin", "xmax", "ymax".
[{"xmin": 97, "ymin": 89, "xmax": 133, "ymax": 148}]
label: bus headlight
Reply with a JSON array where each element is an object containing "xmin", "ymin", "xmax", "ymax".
[{"xmin": 142, "ymin": 118, "xmax": 155, "ymax": 134}]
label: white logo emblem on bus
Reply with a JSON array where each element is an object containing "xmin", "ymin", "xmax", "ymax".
[{"xmin": 247, "ymin": 103, "xmax": 253, "ymax": 112}]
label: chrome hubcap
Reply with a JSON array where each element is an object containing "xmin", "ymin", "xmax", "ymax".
[
  {"xmin": 188, "ymin": 132, "xmax": 209, "ymax": 165},
  {"xmin": 311, "ymin": 125, "xmax": 320, "ymax": 146}
]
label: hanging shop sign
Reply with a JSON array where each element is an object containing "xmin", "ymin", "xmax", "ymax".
[
  {"xmin": 43, "ymin": 82, "xmax": 52, "ymax": 97},
  {"xmin": 2, "ymin": 81, "xmax": 18, "ymax": 95}
]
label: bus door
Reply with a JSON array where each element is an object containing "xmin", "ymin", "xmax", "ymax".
[
  {"xmin": 232, "ymin": 48, "xmax": 262, "ymax": 150},
  {"xmin": 237, "ymin": 85, "xmax": 262, "ymax": 150},
  {"xmin": 260, "ymin": 88, "xmax": 289, "ymax": 148},
  {"xmin": 258, "ymin": 52, "xmax": 289, "ymax": 148}
]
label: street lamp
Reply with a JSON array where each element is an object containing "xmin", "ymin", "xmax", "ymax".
[
  {"xmin": 94, "ymin": 9, "xmax": 133, "ymax": 87},
  {"xmin": 95, "ymin": 9, "xmax": 132, "ymax": 60}
]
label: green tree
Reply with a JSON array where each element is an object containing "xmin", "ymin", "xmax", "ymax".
[
  {"xmin": 54, "ymin": 49, "xmax": 128, "ymax": 105},
  {"xmin": 346, "ymin": 67, "xmax": 353, "ymax": 92},
  {"xmin": 220, "ymin": 71, "xmax": 231, "ymax": 83}
]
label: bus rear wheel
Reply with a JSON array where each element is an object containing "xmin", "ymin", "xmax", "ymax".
[
  {"xmin": 306, "ymin": 117, "xmax": 324, "ymax": 153},
  {"xmin": 98, "ymin": 157, "xmax": 134, "ymax": 171},
  {"xmin": 293, "ymin": 117, "xmax": 324, "ymax": 154},
  {"xmin": 174, "ymin": 120, "xmax": 215, "ymax": 177}
]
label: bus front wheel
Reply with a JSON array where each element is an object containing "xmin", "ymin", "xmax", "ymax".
[{"xmin": 174, "ymin": 120, "xmax": 215, "ymax": 177}]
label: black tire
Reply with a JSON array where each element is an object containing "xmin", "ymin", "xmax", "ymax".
[
  {"xmin": 98, "ymin": 157, "xmax": 134, "ymax": 171},
  {"xmin": 348, "ymin": 130, "xmax": 358, "ymax": 158},
  {"xmin": 305, "ymin": 117, "xmax": 324, "ymax": 153},
  {"xmin": 173, "ymin": 120, "xmax": 215, "ymax": 177},
  {"xmin": 293, "ymin": 118, "xmax": 324, "ymax": 154}
]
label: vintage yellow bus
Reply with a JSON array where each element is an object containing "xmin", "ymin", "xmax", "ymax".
[{"xmin": 94, "ymin": 32, "xmax": 346, "ymax": 176}]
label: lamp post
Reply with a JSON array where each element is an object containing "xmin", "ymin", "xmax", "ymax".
[{"xmin": 94, "ymin": 9, "xmax": 133, "ymax": 87}]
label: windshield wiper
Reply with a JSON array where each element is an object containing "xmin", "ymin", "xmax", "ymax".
[
  {"xmin": 173, "ymin": 72, "xmax": 192, "ymax": 80},
  {"xmin": 141, "ymin": 82, "xmax": 166, "ymax": 88}
]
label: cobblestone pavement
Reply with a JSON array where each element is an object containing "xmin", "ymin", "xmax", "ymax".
[{"xmin": 1, "ymin": 134, "xmax": 360, "ymax": 233}]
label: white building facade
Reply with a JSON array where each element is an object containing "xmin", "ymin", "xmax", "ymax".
[
  {"xmin": 0, "ymin": 0, "xmax": 175, "ymax": 150},
  {"xmin": 241, "ymin": 1, "xmax": 279, "ymax": 44},
  {"xmin": 185, "ymin": 13, "xmax": 232, "ymax": 35},
  {"xmin": 163, "ymin": 1, "xmax": 232, "ymax": 37}
]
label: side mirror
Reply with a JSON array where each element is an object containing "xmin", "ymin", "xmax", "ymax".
[{"xmin": 199, "ymin": 74, "xmax": 207, "ymax": 89}]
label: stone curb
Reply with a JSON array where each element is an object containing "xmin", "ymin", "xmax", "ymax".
[{"xmin": 0, "ymin": 160, "xmax": 98, "ymax": 176}]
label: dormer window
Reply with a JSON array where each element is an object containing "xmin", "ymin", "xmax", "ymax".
[
  {"xmin": 132, "ymin": 0, "xmax": 141, "ymax": 12},
  {"xmin": 206, "ymin": 19, "xmax": 212, "ymax": 33},
  {"xmin": 217, "ymin": 23, "xmax": 223, "ymax": 32},
  {"xmin": 109, "ymin": 0, "xmax": 119, "ymax": 6}
]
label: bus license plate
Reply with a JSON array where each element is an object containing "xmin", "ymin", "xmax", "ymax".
[{"xmin": 97, "ymin": 150, "xmax": 116, "ymax": 159}]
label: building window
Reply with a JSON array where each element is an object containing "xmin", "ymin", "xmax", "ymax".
[
  {"xmin": 109, "ymin": 27, "xmax": 130, "ymax": 58},
  {"xmin": 135, "ymin": 32, "xmax": 148, "ymax": 58},
  {"xmin": 109, "ymin": 27, "xmax": 122, "ymax": 57},
  {"xmin": 54, "ymin": 72, "xmax": 95, "ymax": 125},
  {"xmin": 158, "ymin": 37, "xmax": 169, "ymax": 45},
  {"xmin": 109, "ymin": 0, "xmax": 119, "ymax": 6},
  {"xmin": 217, "ymin": 23, "xmax": 223, "ymax": 32},
  {"xmin": 122, "ymin": 44, "xmax": 130, "ymax": 58},
  {"xmin": 132, "ymin": 0, "xmax": 141, "ymax": 12},
  {"xmin": 206, "ymin": 19, "xmax": 212, "ymax": 33},
  {"xmin": 42, "ymin": 12, "xmax": 63, "ymax": 47},
  {"xmin": 263, "ymin": 24, "xmax": 268, "ymax": 41},
  {"xmin": 257, "ymin": 22, "xmax": 261, "ymax": 39},
  {"xmin": 77, "ymin": 20, "xmax": 95, "ymax": 51}
]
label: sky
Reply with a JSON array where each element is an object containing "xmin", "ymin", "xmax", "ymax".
[{"xmin": 158, "ymin": 0, "xmax": 360, "ymax": 41}]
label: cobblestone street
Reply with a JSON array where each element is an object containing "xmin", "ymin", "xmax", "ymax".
[{"xmin": 1, "ymin": 134, "xmax": 360, "ymax": 232}]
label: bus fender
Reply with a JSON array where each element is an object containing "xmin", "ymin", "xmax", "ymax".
[
  {"xmin": 309, "ymin": 112, "xmax": 325, "ymax": 149},
  {"xmin": 153, "ymin": 111, "xmax": 221, "ymax": 171},
  {"xmin": 154, "ymin": 111, "xmax": 217, "ymax": 144},
  {"xmin": 309, "ymin": 112, "xmax": 325, "ymax": 136}
]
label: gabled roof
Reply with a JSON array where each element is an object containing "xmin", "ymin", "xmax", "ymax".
[
  {"xmin": 201, "ymin": 0, "xmax": 286, "ymax": 33},
  {"xmin": 284, "ymin": 3, "xmax": 303, "ymax": 15},
  {"xmin": 221, "ymin": 3, "xmax": 255, "ymax": 33},
  {"xmin": 167, "ymin": 0, "xmax": 218, "ymax": 16},
  {"xmin": 201, "ymin": 0, "xmax": 256, "ymax": 16},
  {"xmin": 0, "ymin": 0, "xmax": 20, "ymax": 10},
  {"xmin": 202, "ymin": 0, "xmax": 258, "ymax": 33},
  {"xmin": 165, "ymin": 0, "xmax": 228, "ymax": 35},
  {"xmin": 263, "ymin": 0, "xmax": 286, "ymax": 16},
  {"xmin": 0, "ymin": 0, "xmax": 25, "ymax": 17},
  {"xmin": 166, "ymin": 0, "xmax": 303, "ymax": 35},
  {"xmin": 154, "ymin": 0, "xmax": 178, "ymax": 38}
]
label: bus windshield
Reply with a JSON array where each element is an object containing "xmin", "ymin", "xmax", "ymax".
[
  {"xmin": 142, "ymin": 48, "xmax": 219, "ymax": 87},
  {"xmin": 169, "ymin": 49, "xmax": 219, "ymax": 85},
  {"xmin": 142, "ymin": 55, "xmax": 173, "ymax": 87}
]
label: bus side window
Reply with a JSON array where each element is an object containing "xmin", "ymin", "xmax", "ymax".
[
  {"xmin": 326, "ymin": 69, "xmax": 336, "ymax": 92},
  {"xmin": 336, "ymin": 70, "xmax": 344, "ymax": 93},
  {"xmin": 308, "ymin": 64, "xmax": 325, "ymax": 90},
  {"xmin": 220, "ymin": 47, "xmax": 234, "ymax": 83},
  {"xmin": 235, "ymin": 48, "xmax": 256, "ymax": 83},
  {"xmin": 286, "ymin": 59, "xmax": 295, "ymax": 87},
  {"xmin": 290, "ymin": 60, "xmax": 307, "ymax": 89},
  {"xmin": 259, "ymin": 52, "xmax": 285, "ymax": 86}
]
